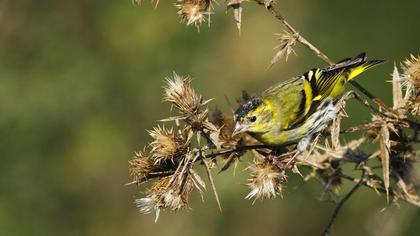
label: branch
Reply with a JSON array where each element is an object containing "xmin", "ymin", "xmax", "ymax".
[
  {"xmin": 127, "ymin": 144, "xmax": 271, "ymax": 185},
  {"xmin": 255, "ymin": 0, "xmax": 333, "ymax": 65},
  {"xmin": 322, "ymin": 170, "xmax": 365, "ymax": 236},
  {"xmin": 339, "ymin": 174, "xmax": 420, "ymax": 208},
  {"xmin": 206, "ymin": 144, "xmax": 269, "ymax": 159},
  {"xmin": 254, "ymin": 0, "xmax": 392, "ymax": 112}
]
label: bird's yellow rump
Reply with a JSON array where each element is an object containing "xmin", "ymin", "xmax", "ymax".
[{"xmin": 233, "ymin": 53, "xmax": 385, "ymax": 146}]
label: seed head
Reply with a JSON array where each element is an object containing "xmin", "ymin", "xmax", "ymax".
[
  {"xmin": 270, "ymin": 31, "xmax": 298, "ymax": 67},
  {"xmin": 245, "ymin": 160, "xmax": 287, "ymax": 201},
  {"xmin": 402, "ymin": 55, "xmax": 420, "ymax": 103},
  {"xmin": 129, "ymin": 150, "xmax": 154, "ymax": 179},
  {"xmin": 135, "ymin": 177, "xmax": 170, "ymax": 222},
  {"xmin": 402, "ymin": 55, "xmax": 420, "ymax": 87},
  {"xmin": 135, "ymin": 174, "xmax": 194, "ymax": 221},
  {"xmin": 164, "ymin": 73, "xmax": 202, "ymax": 115},
  {"xmin": 148, "ymin": 125, "xmax": 186, "ymax": 163},
  {"xmin": 176, "ymin": 0, "xmax": 211, "ymax": 28},
  {"xmin": 162, "ymin": 176, "xmax": 194, "ymax": 211}
]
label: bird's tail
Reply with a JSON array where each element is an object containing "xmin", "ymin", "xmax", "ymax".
[
  {"xmin": 310, "ymin": 53, "xmax": 385, "ymax": 101},
  {"xmin": 346, "ymin": 53, "xmax": 386, "ymax": 81}
]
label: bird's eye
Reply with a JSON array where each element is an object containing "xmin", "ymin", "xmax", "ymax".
[{"xmin": 249, "ymin": 116, "xmax": 257, "ymax": 122}]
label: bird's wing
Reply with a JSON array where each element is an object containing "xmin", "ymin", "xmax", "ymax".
[
  {"xmin": 263, "ymin": 76, "xmax": 313, "ymax": 129},
  {"xmin": 306, "ymin": 68, "xmax": 347, "ymax": 101},
  {"xmin": 306, "ymin": 52, "xmax": 370, "ymax": 101}
]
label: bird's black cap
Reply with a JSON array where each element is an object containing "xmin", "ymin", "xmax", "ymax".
[{"xmin": 234, "ymin": 97, "xmax": 263, "ymax": 119}]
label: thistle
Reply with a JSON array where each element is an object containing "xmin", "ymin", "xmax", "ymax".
[
  {"xmin": 402, "ymin": 55, "xmax": 420, "ymax": 89},
  {"xmin": 129, "ymin": 149, "xmax": 154, "ymax": 179},
  {"xmin": 245, "ymin": 159, "xmax": 287, "ymax": 201},
  {"xmin": 135, "ymin": 177, "xmax": 170, "ymax": 222},
  {"xmin": 402, "ymin": 55, "xmax": 420, "ymax": 116},
  {"xmin": 176, "ymin": 0, "xmax": 212, "ymax": 28},
  {"xmin": 270, "ymin": 31, "xmax": 298, "ymax": 67},
  {"xmin": 148, "ymin": 125, "xmax": 187, "ymax": 163},
  {"xmin": 164, "ymin": 73, "xmax": 203, "ymax": 115}
]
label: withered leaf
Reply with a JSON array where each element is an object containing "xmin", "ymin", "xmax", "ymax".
[
  {"xmin": 392, "ymin": 65, "xmax": 405, "ymax": 110},
  {"xmin": 379, "ymin": 122, "xmax": 391, "ymax": 202}
]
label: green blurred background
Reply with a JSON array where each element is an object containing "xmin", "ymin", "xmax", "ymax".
[{"xmin": 0, "ymin": 0, "xmax": 419, "ymax": 235}]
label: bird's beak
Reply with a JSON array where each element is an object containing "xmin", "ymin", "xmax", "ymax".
[{"xmin": 232, "ymin": 122, "xmax": 245, "ymax": 137}]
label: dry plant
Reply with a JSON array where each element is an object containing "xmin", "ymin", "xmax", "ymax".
[{"xmin": 130, "ymin": 1, "xmax": 420, "ymax": 235}]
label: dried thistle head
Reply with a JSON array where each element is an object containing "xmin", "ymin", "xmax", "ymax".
[
  {"xmin": 402, "ymin": 55, "xmax": 420, "ymax": 89},
  {"xmin": 270, "ymin": 31, "xmax": 298, "ymax": 67},
  {"xmin": 401, "ymin": 55, "xmax": 420, "ymax": 115},
  {"xmin": 135, "ymin": 174, "xmax": 194, "ymax": 221},
  {"xmin": 129, "ymin": 149, "xmax": 154, "ymax": 179},
  {"xmin": 163, "ymin": 176, "xmax": 194, "ymax": 211},
  {"xmin": 176, "ymin": 0, "xmax": 211, "ymax": 27},
  {"xmin": 135, "ymin": 176, "xmax": 170, "ymax": 222},
  {"xmin": 245, "ymin": 159, "xmax": 287, "ymax": 200},
  {"xmin": 148, "ymin": 125, "xmax": 187, "ymax": 163},
  {"xmin": 164, "ymin": 73, "xmax": 202, "ymax": 115}
]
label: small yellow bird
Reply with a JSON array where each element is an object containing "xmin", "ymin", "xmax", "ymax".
[{"xmin": 232, "ymin": 53, "xmax": 385, "ymax": 147}]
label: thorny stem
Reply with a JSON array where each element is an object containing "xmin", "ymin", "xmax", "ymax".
[
  {"xmin": 322, "ymin": 170, "xmax": 366, "ymax": 236},
  {"xmin": 339, "ymin": 174, "xmax": 420, "ymax": 207},
  {"xmin": 127, "ymin": 144, "xmax": 270, "ymax": 185},
  {"xmin": 126, "ymin": 170, "xmax": 176, "ymax": 186},
  {"xmin": 351, "ymin": 92, "xmax": 420, "ymax": 129},
  {"xmin": 206, "ymin": 144, "xmax": 269, "ymax": 159},
  {"xmin": 348, "ymin": 81, "xmax": 393, "ymax": 113},
  {"xmin": 255, "ymin": 0, "xmax": 392, "ymax": 112},
  {"xmin": 338, "ymin": 122, "xmax": 375, "ymax": 134},
  {"xmin": 255, "ymin": 0, "xmax": 333, "ymax": 65}
]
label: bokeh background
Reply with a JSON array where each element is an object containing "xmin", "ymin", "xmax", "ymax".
[{"xmin": 1, "ymin": 0, "xmax": 419, "ymax": 235}]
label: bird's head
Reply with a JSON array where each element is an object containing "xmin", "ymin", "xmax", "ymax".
[{"xmin": 232, "ymin": 97, "xmax": 273, "ymax": 136}]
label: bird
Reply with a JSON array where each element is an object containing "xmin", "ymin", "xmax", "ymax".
[{"xmin": 232, "ymin": 52, "xmax": 385, "ymax": 147}]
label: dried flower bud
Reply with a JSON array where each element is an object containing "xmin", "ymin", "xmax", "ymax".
[
  {"xmin": 245, "ymin": 160, "xmax": 287, "ymax": 200},
  {"xmin": 129, "ymin": 150, "xmax": 154, "ymax": 179},
  {"xmin": 148, "ymin": 125, "xmax": 187, "ymax": 163},
  {"xmin": 164, "ymin": 73, "xmax": 202, "ymax": 115},
  {"xmin": 270, "ymin": 31, "xmax": 298, "ymax": 67},
  {"xmin": 176, "ymin": 0, "xmax": 211, "ymax": 27},
  {"xmin": 135, "ymin": 176, "xmax": 170, "ymax": 222},
  {"xmin": 135, "ymin": 174, "xmax": 195, "ymax": 222},
  {"xmin": 162, "ymin": 177, "xmax": 194, "ymax": 211},
  {"xmin": 402, "ymin": 55, "xmax": 420, "ymax": 88},
  {"xmin": 401, "ymin": 55, "xmax": 420, "ymax": 116}
]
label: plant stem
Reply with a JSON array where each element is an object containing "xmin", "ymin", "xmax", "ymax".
[{"xmin": 322, "ymin": 170, "xmax": 365, "ymax": 236}]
